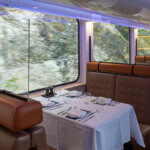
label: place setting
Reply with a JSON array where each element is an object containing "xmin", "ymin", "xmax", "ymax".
[{"xmin": 57, "ymin": 105, "xmax": 98, "ymax": 123}]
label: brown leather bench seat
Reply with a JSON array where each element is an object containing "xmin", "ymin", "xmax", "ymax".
[
  {"xmin": 0, "ymin": 90, "xmax": 48, "ymax": 150},
  {"xmin": 86, "ymin": 62, "xmax": 150, "ymax": 149},
  {"xmin": 86, "ymin": 72, "xmax": 115, "ymax": 98},
  {"xmin": 25, "ymin": 126, "xmax": 48, "ymax": 150},
  {"xmin": 0, "ymin": 125, "xmax": 30, "ymax": 150},
  {"xmin": 135, "ymin": 56, "xmax": 150, "ymax": 65},
  {"xmin": 0, "ymin": 90, "xmax": 43, "ymax": 132}
]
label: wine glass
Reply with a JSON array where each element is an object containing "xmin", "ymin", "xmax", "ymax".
[{"xmin": 84, "ymin": 92, "xmax": 92, "ymax": 105}]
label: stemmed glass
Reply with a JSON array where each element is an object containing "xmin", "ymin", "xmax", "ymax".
[{"xmin": 84, "ymin": 92, "xmax": 92, "ymax": 105}]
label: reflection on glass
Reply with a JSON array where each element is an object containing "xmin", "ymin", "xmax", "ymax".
[{"xmin": 93, "ymin": 22, "xmax": 129, "ymax": 63}]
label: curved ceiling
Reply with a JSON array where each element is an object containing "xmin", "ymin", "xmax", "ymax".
[{"xmin": 50, "ymin": 0, "xmax": 150, "ymax": 26}]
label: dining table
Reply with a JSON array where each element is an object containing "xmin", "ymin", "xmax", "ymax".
[{"xmin": 33, "ymin": 90, "xmax": 145, "ymax": 150}]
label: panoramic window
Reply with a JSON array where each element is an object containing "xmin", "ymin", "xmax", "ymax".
[
  {"xmin": 137, "ymin": 29, "xmax": 150, "ymax": 56},
  {"xmin": 93, "ymin": 22, "xmax": 130, "ymax": 63},
  {"xmin": 0, "ymin": 7, "xmax": 79, "ymax": 93}
]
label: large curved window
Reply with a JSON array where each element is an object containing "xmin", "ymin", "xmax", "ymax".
[
  {"xmin": 93, "ymin": 22, "xmax": 130, "ymax": 63},
  {"xmin": 0, "ymin": 7, "xmax": 79, "ymax": 93}
]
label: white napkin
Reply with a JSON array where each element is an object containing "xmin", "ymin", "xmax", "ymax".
[
  {"xmin": 66, "ymin": 91, "xmax": 82, "ymax": 97},
  {"xmin": 56, "ymin": 90, "xmax": 70, "ymax": 96},
  {"xmin": 96, "ymin": 97, "xmax": 112, "ymax": 105},
  {"xmin": 67, "ymin": 108, "xmax": 87, "ymax": 118}
]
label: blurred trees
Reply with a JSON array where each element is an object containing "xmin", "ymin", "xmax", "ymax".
[
  {"xmin": 0, "ymin": 7, "xmax": 78, "ymax": 93},
  {"xmin": 1, "ymin": 7, "xmax": 150, "ymax": 93},
  {"xmin": 137, "ymin": 29, "xmax": 150, "ymax": 56},
  {"xmin": 93, "ymin": 23, "xmax": 129, "ymax": 63}
]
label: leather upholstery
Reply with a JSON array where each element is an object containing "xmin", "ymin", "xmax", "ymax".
[
  {"xmin": 0, "ymin": 125, "xmax": 30, "ymax": 150},
  {"xmin": 25, "ymin": 126, "xmax": 48, "ymax": 150},
  {"xmin": 86, "ymin": 72, "xmax": 115, "ymax": 98},
  {"xmin": 86, "ymin": 62, "xmax": 150, "ymax": 149},
  {"xmin": 0, "ymin": 90, "xmax": 28, "ymax": 102},
  {"xmin": 146, "ymin": 56, "xmax": 150, "ymax": 62},
  {"xmin": 135, "ymin": 56, "xmax": 145, "ymax": 62},
  {"xmin": 100, "ymin": 63, "xmax": 132, "ymax": 75},
  {"xmin": 87, "ymin": 62, "xmax": 99, "ymax": 72},
  {"xmin": 134, "ymin": 65, "xmax": 150, "ymax": 77},
  {"xmin": 0, "ymin": 97, "xmax": 43, "ymax": 132},
  {"xmin": 115, "ymin": 75, "xmax": 150, "ymax": 125}
]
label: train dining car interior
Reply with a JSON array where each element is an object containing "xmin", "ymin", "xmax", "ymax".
[{"xmin": 0, "ymin": 0, "xmax": 150, "ymax": 150}]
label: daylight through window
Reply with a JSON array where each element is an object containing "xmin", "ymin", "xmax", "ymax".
[
  {"xmin": 93, "ymin": 22, "xmax": 130, "ymax": 63},
  {"xmin": 0, "ymin": 7, "xmax": 79, "ymax": 93},
  {"xmin": 137, "ymin": 29, "xmax": 150, "ymax": 56}
]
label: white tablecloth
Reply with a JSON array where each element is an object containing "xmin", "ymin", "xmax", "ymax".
[{"xmin": 34, "ymin": 93, "xmax": 145, "ymax": 150}]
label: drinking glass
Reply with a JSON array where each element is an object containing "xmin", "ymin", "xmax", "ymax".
[{"xmin": 84, "ymin": 92, "xmax": 92, "ymax": 105}]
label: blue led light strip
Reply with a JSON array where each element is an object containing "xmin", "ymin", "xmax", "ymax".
[{"xmin": 0, "ymin": 0, "xmax": 150, "ymax": 30}]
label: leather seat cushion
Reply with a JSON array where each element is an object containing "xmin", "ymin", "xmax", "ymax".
[
  {"xmin": 86, "ymin": 72, "xmax": 115, "ymax": 98},
  {"xmin": 135, "ymin": 56, "xmax": 145, "ymax": 62},
  {"xmin": 0, "ymin": 96, "xmax": 43, "ymax": 132},
  {"xmin": 100, "ymin": 63, "xmax": 132, "ymax": 75},
  {"xmin": 0, "ymin": 125, "xmax": 30, "ymax": 150},
  {"xmin": 25, "ymin": 126, "xmax": 48, "ymax": 150},
  {"xmin": 87, "ymin": 62, "xmax": 99, "ymax": 72},
  {"xmin": 134, "ymin": 65, "xmax": 150, "ymax": 77},
  {"xmin": 146, "ymin": 56, "xmax": 150, "ymax": 62}
]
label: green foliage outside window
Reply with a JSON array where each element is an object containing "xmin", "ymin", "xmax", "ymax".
[
  {"xmin": 93, "ymin": 22, "xmax": 129, "ymax": 63},
  {"xmin": 137, "ymin": 29, "xmax": 150, "ymax": 56},
  {"xmin": 0, "ymin": 7, "xmax": 78, "ymax": 93}
]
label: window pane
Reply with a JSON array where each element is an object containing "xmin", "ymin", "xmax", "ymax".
[
  {"xmin": 0, "ymin": 7, "xmax": 79, "ymax": 93},
  {"xmin": 0, "ymin": 7, "xmax": 28, "ymax": 93},
  {"xmin": 137, "ymin": 29, "xmax": 150, "ymax": 56},
  {"xmin": 29, "ymin": 13, "xmax": 79, "ymax": 91},
  {"xmin": 93, "ymin": 22, "xmax": 129, "ymax": 63}
]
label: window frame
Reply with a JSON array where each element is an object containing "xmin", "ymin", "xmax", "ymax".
[
  {"xmin": 21, "ymin": 19, "xmax": 80, "ymax": 95},
  {"xmin": 92, "ymin": 23, "xmax": 131, "ymax": 64}
]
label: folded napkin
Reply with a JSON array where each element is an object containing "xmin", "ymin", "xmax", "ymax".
[
  {"xmin": 56, "ymin": 90, "xmax": 70, "ymax": 96},
  {"xmin": 96, "ymin": 97, "xmax": 112, "ymax": 105},
  {"xmin": 66, "ymin": 91, "xmax": 82, "ymax": 97},
  {"xmin": 67, "ymin": 108, "xmax": 87, "ymax": 118}
]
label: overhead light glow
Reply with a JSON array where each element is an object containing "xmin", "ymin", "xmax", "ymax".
[{"xmin": 86, "ymin": 21, "xmax": 93, "ymax": 30}]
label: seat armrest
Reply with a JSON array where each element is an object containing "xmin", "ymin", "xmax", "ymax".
[{"xmin": 15, "ymin": 100, "xmax": 43, "ymax": 132}]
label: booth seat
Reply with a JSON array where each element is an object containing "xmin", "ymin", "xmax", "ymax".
[
  {"xmin": 135, "ymin": 56, "xmax": 150, "ymax": 65},
  {"xmin": 0, "ymin": 90, "xmax": 48, "ymax": 150},
  {"xmin": 83, "ymin": 62, "xmax": 150, "ymax": 149}
]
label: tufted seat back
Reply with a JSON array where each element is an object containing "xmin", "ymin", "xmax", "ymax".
[
  {"xmin": 86, "ymin": 72, "xmax": 115, "ymax": 98},
  {"xmin": 86, "ymin": 62, "xmax": 150, "ymax": 125},
  {"xmin": 115, "ymin": 75, "xmax": 150, "ymax": 125}
]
